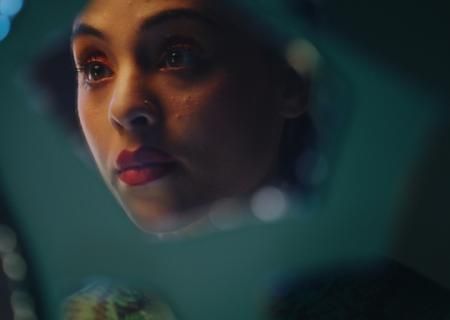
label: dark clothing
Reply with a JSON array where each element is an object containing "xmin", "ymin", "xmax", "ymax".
[{"xmin": 269, "ymin": 260, "xmax": 450, "ymax": 319}]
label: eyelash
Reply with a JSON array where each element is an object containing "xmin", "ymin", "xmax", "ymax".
[
  {"xmin": 157, "ymin": 41, "xmax": 207, "ymax": 72},
  {"xmin": 75, "ymin": 53, "xmax": 114, "ymax": 88},
  {"xmin": 74, "ymin": 39, "xmax": 208, "ymax": 87}
]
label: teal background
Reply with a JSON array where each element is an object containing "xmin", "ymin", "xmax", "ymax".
[{"xmin": 0, "ymin": 1, "xmax": 449, "ymax": 319}]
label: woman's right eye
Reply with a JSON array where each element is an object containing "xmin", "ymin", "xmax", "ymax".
[
  {"xmin": 76, "ymin": 58, "xmax": 113, "ymax": 84},
  {"xmin": 156, "ymin": 36, "xmax": 209, "ymax": 74}
]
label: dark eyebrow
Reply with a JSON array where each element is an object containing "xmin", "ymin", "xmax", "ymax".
[
  {"xmin": 139, "ymin": 8, "xmax": 218, "ymax": 33},
  {"xmin": 71, "ymin": 9, "xmax": 218, "ymax": 43},
  {"xmin": 71, "ymin": 23, "xmax": 107, "ymax": 42}
]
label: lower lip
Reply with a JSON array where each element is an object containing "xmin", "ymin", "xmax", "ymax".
[{"xmin": 118, "ymin": 164, "xmax": 175, "ymax": 186}]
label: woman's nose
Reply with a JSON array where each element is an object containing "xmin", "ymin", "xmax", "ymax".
[
  {"xmin": 110, "ymin": 105, "xmax": 157, "ymax": 132},
  {"xmin": 108, "ymin": 68, "xmax": 158, "ymax": 132}
]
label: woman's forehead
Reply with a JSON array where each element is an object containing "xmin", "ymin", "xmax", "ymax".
[
  {"xmin": 74, "ymin": 0, "xmax": 236, "ymax": 43},
  {"xmin": 72, "ymin": 0, "xmax": 251, "ymax": 52},
  {"xmin": 78, "ymin": 0, "xmax": 222, "ymax": 24}
]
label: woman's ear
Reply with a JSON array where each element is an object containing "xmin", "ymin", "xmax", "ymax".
[{"xmin": 278, "ymin": 65, "xmax": 311, "ymax": 119}]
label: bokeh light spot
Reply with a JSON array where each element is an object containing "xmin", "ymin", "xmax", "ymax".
[
  {"xmin": 0, "ymin": 14, "xmax": 11, "ymax": 41},
  {"xmin": 2, "ymin": 253, "xmax": 27, "ymax": 281},
  {"xmin": 0, "ymin": 224, "xmax": 17, "ymax": 253},
  {"xmin": 11, "ymin": 290, "xmax": 36, "ymax": 320},
  {"xmin": 251, "ymin": 186, "xmax": 288, "ymax": 222},
  {"xmin": 0, "ymin": 0, "xmax": 24, "ymax": 17},
  {"xmin": 285, "ymin": 38, "xmax": 320, "ymax": 76}
]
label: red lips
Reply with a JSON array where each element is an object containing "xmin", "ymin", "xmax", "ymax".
[{"xmin": 116, "ymin": 147, "xmax": 176, "ymax": 186}]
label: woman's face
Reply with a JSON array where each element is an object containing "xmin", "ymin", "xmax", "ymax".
[{"xmin": 72, "ymin": 0, "xmax": 297, "ymax": 232}]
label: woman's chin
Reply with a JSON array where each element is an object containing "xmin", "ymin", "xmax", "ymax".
[{"xmin": 123, "ymin": 200, "xmax": 211, "ymax": 235}]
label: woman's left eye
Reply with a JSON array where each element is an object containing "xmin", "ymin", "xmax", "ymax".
[
  {"xmin": 76, "ymin": 56, "xmax": 113, "ymax": 85},
  {"xmin": 83, "ymin": 61, "xmax": 113, "ymax": 82},
  {"xmin": 159, "ymin": 45, "xmax": 205, "ymax": 71}
]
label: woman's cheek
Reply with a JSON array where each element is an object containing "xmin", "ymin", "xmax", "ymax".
[
  {"xmin": 163, "ymin": 79, "xmax": 255, "ymax": 171},
  {"xmin": 159, "ymin": 75, "xmax": 226, "ymax": 137},
  {"xmin": 78, "ymin": 94, "xmax": 112, "ymax": 171}
]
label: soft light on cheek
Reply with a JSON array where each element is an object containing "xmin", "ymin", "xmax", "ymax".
[
  {"xmin": 77, "ymin": 97, "xmax": 111, "ymax": 169},
  {"xmin": 77, "ymin": 89, "xmax": 110, "ymax": 128}
]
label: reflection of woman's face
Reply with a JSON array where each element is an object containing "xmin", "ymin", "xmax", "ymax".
[{"xmin": 72, "ymin": 0, "xmax": 297, "ymax": 231}]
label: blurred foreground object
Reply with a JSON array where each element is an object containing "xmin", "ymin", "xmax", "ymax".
[
  {"xmin": 63, "ymin": 282, "xmax": 175, "ymax": 320},
  {"xmin": 0, "ymin": 0, "xmax": 24, "ymax": 41},
  {"xmin": 0, "ymin": 194, "xmax": 40, "ymax": 320},
  {"xmin": 268, "ymin": 261, "xmax": 450, "ymax": 319}
]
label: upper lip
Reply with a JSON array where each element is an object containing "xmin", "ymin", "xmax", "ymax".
[{"xmin": 116, "ymin": 147, "xmax": 176, "ymax": 172}]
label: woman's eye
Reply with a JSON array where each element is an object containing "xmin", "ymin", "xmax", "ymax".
[
  {"xmin": 77, "ymin": 60, "xmax": 113, "ymax": 83},
  {"xmin": 159, "ymin": 46, "xmax": 204, "ymax": 71}
]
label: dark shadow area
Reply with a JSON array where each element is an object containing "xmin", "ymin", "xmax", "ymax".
[{"xmin": 393, "ymin": 120, "xmax": 450, "ymax": 288}]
